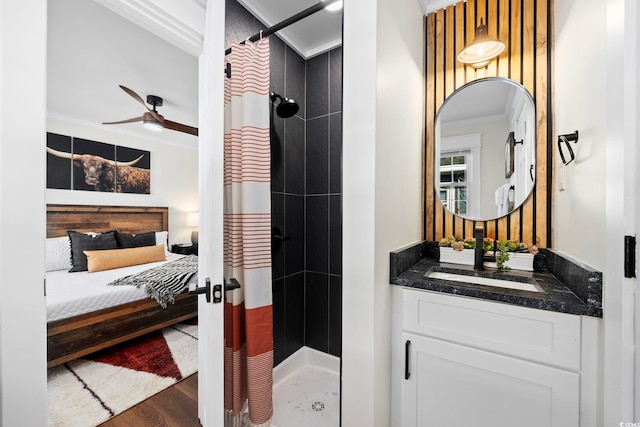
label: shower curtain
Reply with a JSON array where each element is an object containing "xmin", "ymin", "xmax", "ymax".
[{"xmin": 223, "ymin": 38, "xmax": 273, "ymax": 427}]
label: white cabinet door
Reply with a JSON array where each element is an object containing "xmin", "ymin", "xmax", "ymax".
[{"xmin": 401, "ymin": 332, "xmax": 580, "ymax": 427}]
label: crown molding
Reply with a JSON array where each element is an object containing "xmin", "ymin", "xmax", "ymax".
[
  {"xmin": 419, "ymin": 0, "xmax": 460, "ymax": 15},
  {"xmin": 94, "ymin": 0, "xmax": 205, "ymax": 56}
]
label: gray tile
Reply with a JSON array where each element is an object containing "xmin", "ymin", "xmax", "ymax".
[
  {"xmin": 285, "ymin": 46, "xmax": 306, "ymax": 119},
  {"xmin": 284, "ymin": 116, "xmax": 305, "ymax": 195},
  {"xmin": 305, "ymin": 272, "xmax": 329, "ymax": 353},
  {"xmin": 329, "ymin": 275, "xmax": 342, "ymax": 357},
  {"xmin": 272, "ymin": 278, "xmax": 286, "ymax": 366},
  {"xmin": 306, "ymin": 195, "xmax": 329, "ymax": 273},
  {"xmin": 284, "ymin": 195, "xmax": 305, "ymax": 275},
  {"xmin": 225, "ymin": 0, "xmax": 256, "ymax": 49},
  {"xmin": 284, "ymin": 272, "xmax": 305, "ymax": 358},
  {"xmin": 329, "ymin": 195, "xmax": 342, "ymax": 275},
  {"xmin": 306, "ymin": 117, "xmax": 329, "ymax": 195},
  {"xmin": 329, "ymin": 47, "xmax": 343, "ymax": 114},
  {"xmin": 329, "ymin": 113, "xmax": 342, "ymax": 194},
  {"xmin": 270, "ymin": 35, "xmax": 286, "ymax": 101},
  {"xmin": 306, "ymin": 53, "xmax": 329, "ymax": 119},
  {"xmin": 271, "ymin": 112, "xmax": 285, "ymax": 193},
  {"xmin": 271, "ymin": 193, "xmax": 285, "ymax": 280}
]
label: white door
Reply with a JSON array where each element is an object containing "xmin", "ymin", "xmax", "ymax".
[{"xmin": 197, "ymin": 1, "xmax": 226, "ymax": 425}]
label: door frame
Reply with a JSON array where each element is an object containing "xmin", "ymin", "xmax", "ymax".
[
  {"xmin": 0, "ymin": 0, "xmax": 226, "ymax": 425},
  {"xmin": 604, "ymin": 0, "xmax": 639, "ymax": 422},
  {"xmin": 0, "ymin": 0, "xmax": 48, "ymax": 424},
  {"xmin": 196, "ymin": 0, "xmax": 226, "ymax": 425}
]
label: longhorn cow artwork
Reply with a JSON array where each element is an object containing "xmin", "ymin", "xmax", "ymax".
[{"xmin": 46, "ymin": 134, "xmax": 151, "ymax": 194}]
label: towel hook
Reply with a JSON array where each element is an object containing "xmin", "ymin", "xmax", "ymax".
[{"xmin": 557, "ymin": 130, "xmax": 579, "ymax": 165}]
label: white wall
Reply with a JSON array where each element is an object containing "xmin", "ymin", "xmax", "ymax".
[
  {"xmin": 0, "ymin": 0, "xmax": 48, "ymax": 425},
  {"xmin": 554, "ymin": 3, "xmax": 609, "ymax": 421},
  {"xmin": 46, "ymin": 117, "xmax": 199, "ymax": 245},
  {"xmin": 556, "ymin": 0, "xmax": 639, "ymax": 423},
  {"xmin": 342, "ymin": 0, "xmax": 424, "ymax": 425},
  {"xmin": 553, "ymin": 0, "xmax": 607, "ymax": 270}
]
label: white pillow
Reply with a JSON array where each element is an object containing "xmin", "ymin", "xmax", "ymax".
[
  {"xmin": 155, "ymin": 231, "xmax": 170, "ymax": 255},
  {"xmin": 46, "ymin": 236, "xmax": 72, "ymax": 272}
]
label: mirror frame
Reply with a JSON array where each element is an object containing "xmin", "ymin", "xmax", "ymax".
[{"xmin": 434, "ymin": 77, "xmax": 536, "ymax": 221}]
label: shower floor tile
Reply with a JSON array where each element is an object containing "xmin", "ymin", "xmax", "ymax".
[{"xmin": 272, "ymin": 347, "xmax": 340, "ymax": 427}]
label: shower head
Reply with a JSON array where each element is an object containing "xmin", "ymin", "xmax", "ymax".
[{"xmin": 270, "ymin": 92, "xmax": 299, "ymax": 118}]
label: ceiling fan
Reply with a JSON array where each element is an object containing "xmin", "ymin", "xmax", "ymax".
[{"xmin": 102, "ymin": 85, "xmax": 198, "ymax": 136}]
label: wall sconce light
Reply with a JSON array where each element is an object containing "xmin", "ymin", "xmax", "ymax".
[
  {"xmin": 457, "ymin": 19, "xmax": 505, "ymax": 69},
  {"xmin": 187, "ymin": 211, "xmax": 199, "ymax": 245},
  {"xmin": 557, "ymin": 131, "xmax": 579, "ymax": 165}
]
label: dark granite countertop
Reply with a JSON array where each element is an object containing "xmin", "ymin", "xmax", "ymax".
[{"xmin": 390, "ymin": 241, "xmax": 603, "ymax": 318}]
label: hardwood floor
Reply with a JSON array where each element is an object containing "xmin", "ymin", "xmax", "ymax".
[{"xmin": 99, "ymin": 373, "xmax": 201, "ymax": 427}]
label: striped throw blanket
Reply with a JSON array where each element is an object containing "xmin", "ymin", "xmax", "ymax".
[{"xmin": 108, "ymin": 255, "xmax": 198, "ymax": 308}]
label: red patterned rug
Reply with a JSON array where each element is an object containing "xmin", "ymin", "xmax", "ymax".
[{"xmin": 47, "ymin": 323, "xmax": 198, "ymax": 427}]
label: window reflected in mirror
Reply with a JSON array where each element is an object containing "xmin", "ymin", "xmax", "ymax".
[{"xmin": 439, "ymin": 153, "xmax": 469, "ymax": 215}]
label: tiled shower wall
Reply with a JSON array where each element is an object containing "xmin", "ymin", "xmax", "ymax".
[
  {"xmin": 302, "ymin": 49, "xmax": 342, "ymax": 361},
  {"xmin": 226, "ymin": 0, "xmax": 343, "ymax": 366}
]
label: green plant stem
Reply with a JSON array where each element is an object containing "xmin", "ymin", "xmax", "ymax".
[{"xmin": 496, "ymin": 246, "xmax": 511, "ymax": 271}]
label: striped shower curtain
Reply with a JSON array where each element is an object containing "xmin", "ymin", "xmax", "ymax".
[{"xmin": 223, "ymin": 38, "xmax": 273, "ymax": 427}]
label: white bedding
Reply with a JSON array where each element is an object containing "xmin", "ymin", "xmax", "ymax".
[{"xmin": 46, "ymin": 253, "xmax": 188, "ymax": 322}]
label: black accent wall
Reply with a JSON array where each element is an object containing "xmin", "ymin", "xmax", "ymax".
[
  {"xmin": 225, "ymin": 0, "xmax": 343, "ymax": 366},
  {"xmin": 303, "ymin": 48, "xmax": 343, "ymax": 360}
]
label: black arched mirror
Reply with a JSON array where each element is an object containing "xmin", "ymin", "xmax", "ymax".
[{"xmin": 435, "ymin": 77, "xmax": 536, "ymax": 221}]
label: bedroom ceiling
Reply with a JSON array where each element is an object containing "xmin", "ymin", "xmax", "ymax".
[
  {"xmin": 47, "ymin": 0, "xmax": 342, "ymax": 148},
  {"xmin": 47, "ymin": 0, "xmax": 200, "ymax": 147}
]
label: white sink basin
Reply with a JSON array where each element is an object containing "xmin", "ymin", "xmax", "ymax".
[{"xmin": 426, "ymin": 271, "xmax": 542, "ymax": 293}]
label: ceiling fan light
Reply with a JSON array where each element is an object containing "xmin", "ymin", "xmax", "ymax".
[
  {"xmin": 143, "ymin": 119, "xmax": 163, "ymax": 132},
  {"xmin": 457, "ymin": 20, "xmax": 505, "ymax": 69},
  {"xmin": 323, "ymin": 0, "xmax": 343, "ymax": 13}
]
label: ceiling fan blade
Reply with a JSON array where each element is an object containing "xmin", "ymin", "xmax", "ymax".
[
  {"xmin": 102, "ymin": 116, "xmax": 144, "ymax": 125},
  {"xmin": 119, "ymin": 85, "xmax": 149, "ymax": 110},
  {"xmin": 163, "ymin": 119, "xmax": 199, "ymax": 136}
]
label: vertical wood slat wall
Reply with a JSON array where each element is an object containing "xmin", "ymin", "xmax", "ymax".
[{"xmin": 424, "ymin": 0, "xmax": 551, "ymax": 247}]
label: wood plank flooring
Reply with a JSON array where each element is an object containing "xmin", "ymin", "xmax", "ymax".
[{"xmin": 99, "ymin": 373, "xmax": 201, "ymax": 427}]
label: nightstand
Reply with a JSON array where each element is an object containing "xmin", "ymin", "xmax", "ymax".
[{"xmin": 171, "ymin": 243, "xmax": 198, "ymax": 255}]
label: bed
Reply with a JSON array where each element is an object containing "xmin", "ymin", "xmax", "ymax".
[{"xmin": 46, "ymin": 204, "xmax": 198, "ymax": 368}]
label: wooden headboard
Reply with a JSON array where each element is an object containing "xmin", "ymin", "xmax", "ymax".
[{"xmin": 46, "ymin": 205, "xmax": 169, "ymax": 238}]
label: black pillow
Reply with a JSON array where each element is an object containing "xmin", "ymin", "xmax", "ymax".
[
  {"xmin": 115, "ymin": 231, "xmax": 156, "ymax": 249},
  {"xmin": 67, "ymin": 230, "xmax": 118, "ymax": 272}
]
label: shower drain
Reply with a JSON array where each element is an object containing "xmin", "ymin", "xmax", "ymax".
[{"xmin": 311, "ymin": 401, "xmax": 326, "ymax": 412}]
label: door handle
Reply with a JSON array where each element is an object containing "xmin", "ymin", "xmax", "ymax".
[
  {"xmin": 221, "ymin": 278, "xmax": 241, "ymax": 303},
  {"xmin": 225, "ymin": 278, "xmax": 241, "ymax": 291},
  {"xmin": 189, "ymin": 277, "xmax": 242, "ymax": 304},
  {"xmin": 189, "ymin": 277, "xmax": 214, "ymax": 303}
]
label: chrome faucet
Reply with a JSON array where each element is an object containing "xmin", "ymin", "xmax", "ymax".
[{"xmin": 474, "ymin": 227, "xmax": 484, "ymax": 271}]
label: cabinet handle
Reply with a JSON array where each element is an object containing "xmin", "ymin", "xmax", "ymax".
[{"xmin": 405, "ymin": 340, "xmax": 411, "ymax": 380}]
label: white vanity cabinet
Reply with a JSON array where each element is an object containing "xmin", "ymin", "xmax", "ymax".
[{"xmin": 393, "ymin": 287, "xmax": 600, "ymax": 427}]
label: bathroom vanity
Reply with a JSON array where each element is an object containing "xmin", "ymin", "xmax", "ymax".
[
  {"xmin": 390, "ymin": 241, "xmax": 602, "ymax": 427},
  {"xmin": 402, "ymin": 35, "xmax": 603, "ymax": 425}
]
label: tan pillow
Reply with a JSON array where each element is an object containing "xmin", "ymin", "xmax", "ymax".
[{"xmin": 84, "ymin": 245, "xmax": 166, "ymax": 273}]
